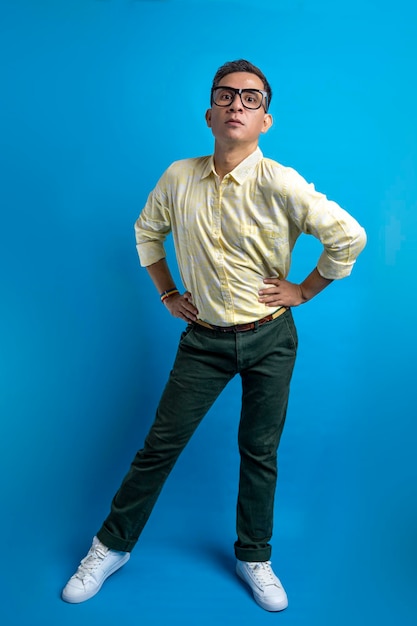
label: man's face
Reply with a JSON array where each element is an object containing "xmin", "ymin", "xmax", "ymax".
[{"xmin": 205, "ymin": 72, "xmax": 272, "ymax": 145}]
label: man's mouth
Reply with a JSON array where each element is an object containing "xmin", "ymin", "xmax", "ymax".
[{"xmin": 226, "ymin": 119, "xmax": 244, "ymax": 126}]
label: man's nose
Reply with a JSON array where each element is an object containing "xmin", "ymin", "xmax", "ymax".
[{"xmin": 227, "ymin": 93, "xmax": 243, "ymax": 110}]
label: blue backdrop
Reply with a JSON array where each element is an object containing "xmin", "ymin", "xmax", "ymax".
[{"xmin": 1, "ymin": 1, "xmax": 416, "ymax": 625}]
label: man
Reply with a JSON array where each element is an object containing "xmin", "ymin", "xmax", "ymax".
[{"xmin": 62, "ymin": 59, "xmax": 366, "ymax": 611}]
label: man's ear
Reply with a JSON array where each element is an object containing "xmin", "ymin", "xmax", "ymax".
[
  {"xmin": 205, "ymin": 108, "xmax": 212, "ymax": 128},
  {"xmin": 261, "ymin": 113, "xmax": 273, "ymax": 134}
]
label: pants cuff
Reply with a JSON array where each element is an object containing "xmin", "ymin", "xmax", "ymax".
[
  {"xmin": 96, "ymin": 526, "xmax": 136, "ymax": 553},
  {"xmin": 234, "ymin": 543, "xmax": 272, "ymax": 562}
]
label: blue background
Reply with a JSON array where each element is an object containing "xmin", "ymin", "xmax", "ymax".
[{"xmin": 1, "ymin": 0, "xmax": 416, "ymax": 624}]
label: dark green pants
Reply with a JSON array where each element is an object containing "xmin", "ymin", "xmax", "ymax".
[{"xmin": 97, "ymin": 309, "xmax": 298, "ymax": 562}]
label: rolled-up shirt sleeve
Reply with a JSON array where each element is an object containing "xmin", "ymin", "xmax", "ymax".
[
  {"xmin": 285, "ymin": 169, "xmax": 367, "ymax": 279},
  {"xmin": 134, "ymin": 176, "xmax": 171, "ymax": 267}
]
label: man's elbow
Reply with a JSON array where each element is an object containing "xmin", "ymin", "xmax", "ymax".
[{"xmin": 354, "ymin": 226, "xmax": 367, "ymax": 256}]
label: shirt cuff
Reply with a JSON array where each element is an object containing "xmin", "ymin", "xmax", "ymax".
[
  {"xmin": 316, "ymin": 251, "xmax": 357, "ymax": 279},
  {"xmin": 136, "ymin": 241, "xmax": 166, "ymax": 267}
]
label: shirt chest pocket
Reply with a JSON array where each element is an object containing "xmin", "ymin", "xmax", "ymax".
[
  {"xmin": 240, "ymin": 222, "xmax": 279, "ymax": 238},
  {"xmin": 239, "ymin": 221, "xmax": 280, "ymax": 260}
]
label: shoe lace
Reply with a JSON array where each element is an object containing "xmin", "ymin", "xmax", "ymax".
[
  {"xmin": 249, "ymin": 561, "xmax": 278, "ymax": 587},
  {"xmin": 75, "ymin": 544, "xmax": 109, "ymax": 580}
]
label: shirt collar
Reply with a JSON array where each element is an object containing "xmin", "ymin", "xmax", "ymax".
[{"xmin": 201, "ymin": 147, "xmax": 263, "ymax": 184}]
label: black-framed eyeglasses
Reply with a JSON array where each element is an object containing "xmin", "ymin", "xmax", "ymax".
[{"xmin": 211, "ymin": 86, "xmax": 269, "ymax": 111}]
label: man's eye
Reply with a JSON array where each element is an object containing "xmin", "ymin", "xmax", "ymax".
[{"xmin": 243, "ymin": 92, "xmax": 260, "ymax": 105}]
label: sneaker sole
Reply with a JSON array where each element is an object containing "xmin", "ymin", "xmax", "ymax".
[
  {"xmin": 62, "ymin": 553, "xmax": 130, "ymax": 604},
  {"xmin": 236, "ymin": 564, "xmax": 288, "ymax": 612}
]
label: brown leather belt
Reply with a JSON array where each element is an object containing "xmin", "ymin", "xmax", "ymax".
[{"xmin": 194, "ymin": 307, "xmax": 288, "ymax": 333}]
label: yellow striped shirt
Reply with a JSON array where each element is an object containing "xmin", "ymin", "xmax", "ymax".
[{"xmin": 135, "ymin": 148, "xmax": 366, "ymax": 325}]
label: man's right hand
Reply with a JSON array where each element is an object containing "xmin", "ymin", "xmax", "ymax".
[{"xmin": 164, "ymin": 291, "xmax": 199, "ymax": 322}]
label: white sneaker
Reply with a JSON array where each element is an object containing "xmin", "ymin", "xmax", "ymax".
[
  {"xmin": 236, "ymin": 559, "xmax": 288, "ymax": 612},
  {"xmin": 61, "ymin": 537, "xmax": 130, "ymax": 603}
]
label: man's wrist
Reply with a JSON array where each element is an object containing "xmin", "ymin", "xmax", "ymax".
[
  {"xmin": 160, "ymin": 287, "xmax": 179, "ymax": 303},
  {"xmin": 298, "ymin": 284, "xmax": 310, "ymax": 303}
]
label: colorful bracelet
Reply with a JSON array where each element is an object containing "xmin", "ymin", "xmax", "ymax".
[{"xmin": 160, "ymin": 288, "xmax": 179, "ymax": 303}]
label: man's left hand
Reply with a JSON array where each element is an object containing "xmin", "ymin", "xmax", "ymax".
[{"xmin": 258, "ymin": 277, "xmax": 306, "ymax": 308}]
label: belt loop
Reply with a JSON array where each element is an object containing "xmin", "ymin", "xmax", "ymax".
[{"xmin": 253, "ymin": 320, "xmax": 259, "ymax": 333}]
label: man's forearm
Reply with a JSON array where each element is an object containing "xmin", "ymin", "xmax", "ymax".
[
  {"xmin": 299, "ymin": 267, "xmax": 333, "ymax": 302},
  {"xmin": 145, "ymin": 258, "xmax": 177, "ymax": 294}
]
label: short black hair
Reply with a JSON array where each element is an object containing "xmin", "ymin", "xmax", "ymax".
[{"xmin": 211, "ymin": 59, "xmax": 272, "ymax": 111}]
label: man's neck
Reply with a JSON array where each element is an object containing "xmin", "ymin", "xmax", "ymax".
[{"xmin": 213, "ymin": 141, "xmax": 259, "ymax": 180}]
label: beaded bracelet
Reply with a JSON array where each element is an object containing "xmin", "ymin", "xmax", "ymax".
[{"xmin": 160, "ymin": 288, "xmax": 179, "ymax": 303}]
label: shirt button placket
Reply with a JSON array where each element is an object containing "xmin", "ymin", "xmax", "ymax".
[{"xmin": 216, "ymin": 178, "xmax": 234, "ymax": 324}]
